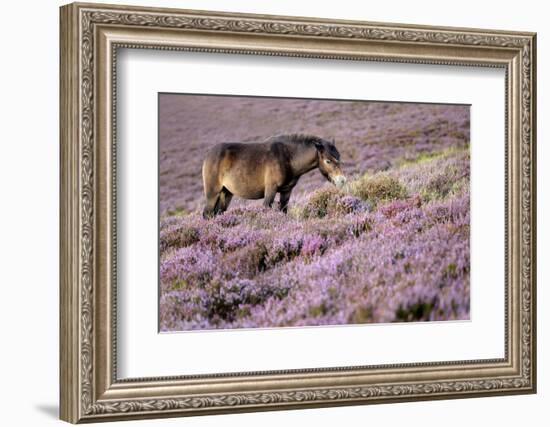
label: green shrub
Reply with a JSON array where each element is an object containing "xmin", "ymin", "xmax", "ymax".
[
  {"xmin": 350, "ymin": 173, "xmax": 407, "ymax": 205},
  {"xmin": 300, "ymin": 187, "xmax": 341, "ymax": 219},
  {"xmin": 299, "ymin": 187, "xmax": 368, "ymax": 219}
]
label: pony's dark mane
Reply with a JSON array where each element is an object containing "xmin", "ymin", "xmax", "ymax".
[
  {"xmin": 269, "ymin": 133, "xmax": 323, "ymax": 145},
  {"xmin": 268, "ymin": 133, "xmax": 340, "ymax": 160}
]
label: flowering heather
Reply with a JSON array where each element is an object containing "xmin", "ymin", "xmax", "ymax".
[
  {"xmin": 159, "ymin": 96, "xmax": 470, "ymax": 331},
  {"xmin": 159, "ymin": 151, "xmax": 470, "ymax": 331}
]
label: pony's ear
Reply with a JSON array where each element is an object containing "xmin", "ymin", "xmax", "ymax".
[
  {"xmin": 331, "ymin": 137, "xmax": 336, "ymax": 146},
  {"xmin": 313, "ymin": 140, "xmax": 324, "ymax": 151}
]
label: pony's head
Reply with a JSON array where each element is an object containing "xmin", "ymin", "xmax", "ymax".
[{"xmin": 314, "ymin": 138, "xmax": 347, "ymax": 188}]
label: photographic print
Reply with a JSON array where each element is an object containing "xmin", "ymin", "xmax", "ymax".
[
  {"xmin": 159, "ymin": 94, "xmax": 471, "ymax": 332},
  {"xmin": 60, "ymin": 5, "xmax": 536, "ymax": 420}
]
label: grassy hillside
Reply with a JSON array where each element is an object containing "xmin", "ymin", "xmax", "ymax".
[
  {"xmin": 159, "ymin": 95, "xmax": 470, "ymax": 330},
  {"xmin": 159, "ymin": 95, "xmax": 469, "ymax": 214},
  {"xmin": 159, "ymin": 147, "xmax": 470, "ymax": 331}
]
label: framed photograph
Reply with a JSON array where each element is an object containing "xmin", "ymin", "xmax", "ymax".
[{"xmin": 60, "ymin": 2, "xmax": 537, "ymax": 423}]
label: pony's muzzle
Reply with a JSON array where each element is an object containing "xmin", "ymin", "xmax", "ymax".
[{"xmin": 332, "ymin": 174, "xmax": 347, "ymax": 188}]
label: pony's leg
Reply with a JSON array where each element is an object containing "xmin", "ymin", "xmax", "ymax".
[
  {"xmin": 203, "ymin": 192, "xmax": 222, "ymax": 219},
  {"xmin": 202, "ymin": 180, "xmax": 223, "ymax": 218},
  {"xmin": 218, "ymin": 188, "xmax": 233, "ymax": 213},
  {"xmin": 202, "ymin": 158, "xmax": 224, "ymax": 218},
  {"xmin": 263, "ymin": 184, "xmax": 278, "ymax": 209},
  {"xmin": 279, "ymin": 190, "xmax": 292, "ymax": 213}
]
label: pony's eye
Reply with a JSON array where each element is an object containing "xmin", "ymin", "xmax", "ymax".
[{"xmin": 325, "ymin": 159, "xmax": 331, "ymax": 164}]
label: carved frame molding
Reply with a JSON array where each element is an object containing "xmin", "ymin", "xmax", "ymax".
[{"xmin": 60, "ymin": 2, "xmax": 536, "ymax": 423}]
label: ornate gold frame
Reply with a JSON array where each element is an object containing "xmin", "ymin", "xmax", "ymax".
[{"xmin": 59, "ymin": 2, "xmax": 537, "ymax": 423}]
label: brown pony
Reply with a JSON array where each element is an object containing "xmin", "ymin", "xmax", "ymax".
[{"xmin": 202, "ymin": 134, "xmax": 346, "ymax": 218}]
